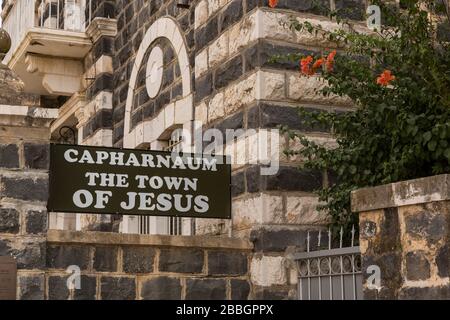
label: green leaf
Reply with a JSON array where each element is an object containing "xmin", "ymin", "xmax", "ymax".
[
  {"xmin": 428, "ymin": 140, "xmax": 437, "ymax": 152},
  {"xmin": 444, "ymin": 148, "xmax": 450, "ymax": 161},
  {"xmin": 423, "ymin": 132, "xmax": 432, "ymax": 143}
]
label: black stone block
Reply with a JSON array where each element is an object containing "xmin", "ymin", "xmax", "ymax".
[
  {"xmin": 122, "ymin": 246, "xmax": 155, "ymax": 274},
  {"xmin": 0, "ymin": 208, "xmax": 20, "ymax": 234},
  {"xmin": 93, "ymin": 246, "xmax": 118, "ymax": 272},
  {"xmin": 195, "ymin": 16, "xmax": 218, "ymax": 51},
  {"xmin": 195, "ymin": 72, "xmax": 213, "ymax": 103},
  {"xmin": 335, "ymin": 0, "xmax": 366, "ymax": 20},
  {"xmin": 399, "ymin": 286, "xmax": 450, "ymax": 300},
  {"xmin": 93, "ymin": 36, "xmax": 115, "ymax": 61},
  {"xmin": 100, "ymin": 277, "xmax": 136, "ymax": 300},
  {"xmin": 436, "ymin": 244, "xmax": 449, "ymax": 278},
  {"xmin": 230, "ymin": 279, "xmax": 250, "ymax": 300},
  {"xmin": 231, "ymin": 171, "xmax": 245, "ymax": 197},
  {"xmin": 214, "ymin": 112, "xmax": 244, "ymax": 135},
  {"xmin": 250, "ymin": 229, "xmax": 308, "ymax": 252},
  {"xmin": 25, "ymin": 210, "xmax": 47, "ymax": 234},
  {"xmin": 1, "ymin": 177, "xmax": 49, "ymax": 202},
  {"xmin": 46, "ymin": 245, "xmax": 91, "ymax": 270},
  {"xmin": 24, "ymin": 143, "xmax": 50, "ymax": 170},
  {"xmin": 154, "ymin": 90, "xmax": 171, "ymax": 114},
  {"xmin": 405, "ymin": 209, "xmax": 446, "ymax": 244},
  {"xmin": 18, "ymin": 275, "xmax": 45, "ymax": 300},
  {"xmin": 48, "ymin": 276, "xmax": 70, "ymax": 300},
  {"xmin": 271, "ymin": 0, "xmax": 330, "ymax": 16},
  {"xmin": 245, "ymin": 165, "xmax": 261, "ymax": 193},
  {"xmin": 159, "ymin": 248, "xmax": 204, "ymax": 273},
  {"xmin": 214, "ymin": 55, "xmax": 243, "ymax": 90},
  {"xmin": 185, "ymin": 279, "xmax": 227, "ymax": 300},
  {"xmin": 208, "ymin": 251, "xmax": 248, "ymax": 276},
  {"xmin": 14, "ymin": 240, "xmax": 46, "ymax": 270},
  {"xmin": 245, "ymin": 0, "xmax": 258, "ymax": 12},
  {"xmin": 73, "ymin": 275, "xmax": 97, "ymax": 300},
  {"xmin": 220, "ymin": 0, "xmax": 243, "ymax": 32},
  {"xmin": 405, "ymin": 251, "xmax": 431, "ymax": 281},
  {"xmin": 140, "ymin": 276, "xmax": 181, "ymax": 300},
  {"xmin": 0, "ymin": 144, "xmax": 19, "ymax": 168},
  {"xmin": 362, "ymin": 253, "xmax": 403, "ymax": 299},
  {"xmin": 265, "ymin": 166, "xmax": 323, "ymax": 192}
]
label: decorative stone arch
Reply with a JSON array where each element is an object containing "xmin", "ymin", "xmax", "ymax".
[
  {"xmin": 123, "ymin": 16, "xmax": 193, "ymax": 149},
  {"xmin": 121, "ymin": 17, "xmax": 194, "ymax": 235}
]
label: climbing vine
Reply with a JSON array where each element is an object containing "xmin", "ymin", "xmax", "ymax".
[{"xmin": 270, "ymin": 0, "xmax": 450, "ymax": 233}]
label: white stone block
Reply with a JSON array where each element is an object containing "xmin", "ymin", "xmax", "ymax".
[
  {"xmin": 288, "ymin": 74, "xmax": 351, "ymax": 105},
  {"xmin": 195, "ymin": 102, "xmax": 208, "ymax": 125},
  {"xmin": 208, "ymin": 91, "xmax": 225, "ymax": 122},
  {"xmin": 195, "ymin": 49, "xmax": 209, "ymax": 77},
  {"xmin": 229, "ymin": 13, "xmax": 258, "ymax": 55},
  {"xmin": 164, "ymin": 102, "xmax": 175, "ymax": 129},
  {"xmin": 286, "ymin": 196, "xmax": 329, "ymax": 225},
  {"xmin": 208, "ymin": 0, "xmax": 228, "ymax": 16},
  {"xmin": 208, "ymin": 32, "xmax": 229, "ymax": 67},
  {"xmin": 174, "ymin": 94, "xmax": 193, "ymax": 124},
  {"xmin": 251, "ymin": 256, "xmax": 287, "ymax": 287},
  {"xmin": 224, "ymin": 72, "xmax": 257, "ymax": 114},
  {"xmin": 195, "ymin": 0, "xmax": 209, "ymax": 29},
  {"xmin": 256, "ymin": 71, "xmax": 286, "ymax": 100}
]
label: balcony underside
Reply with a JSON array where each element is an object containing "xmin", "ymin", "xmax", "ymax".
[{"xmin": 7, "ymin": 28, "xmax": 92, "ymax": 96}]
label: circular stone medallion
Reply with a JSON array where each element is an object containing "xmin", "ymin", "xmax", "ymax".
[{"xmin": 145, "ymin": 46, "xmax": 164, "ymax": 99}]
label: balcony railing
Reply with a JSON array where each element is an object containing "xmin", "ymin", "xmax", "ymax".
[{"xmin": 2, "ymin": 0, "xmax": 92, "ymax": 63}]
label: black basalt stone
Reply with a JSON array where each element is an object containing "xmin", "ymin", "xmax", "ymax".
[
  {"xmin": 406, "ymin": 251, "xmax": 431, "ymax": 281},
  {"xmin": 0, "ymin": 208, "xmax": 20, "ymax": 234},
  {"xmin": 140, "ymin": 277, "xmax": 182, "ymax": 300},
  {"xmin": 0, "ymin": 144, "xmax": 19, "ymax": 168},
  {"xmin": 185, "ymin": 279, "xmax": 227, "ymax": 300}
]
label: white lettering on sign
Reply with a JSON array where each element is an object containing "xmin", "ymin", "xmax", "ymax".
[
  {"xmin": 64, "ymin": 148, "xmax": 217, "ymax": 215},
  {"xmin": 63, "ymin": 149, "xmax": 217, "ymax": 171}
]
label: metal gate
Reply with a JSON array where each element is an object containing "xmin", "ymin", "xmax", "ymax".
[{"xmin": 292, "ymin": 227, "xmax": 363, "ymax": 300}]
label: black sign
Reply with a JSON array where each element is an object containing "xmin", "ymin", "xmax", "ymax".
[
  {"xmin": 48, "ymin": 144, "xmax": 231, "ymax": 219},
  {"xmin": 0, "ymin": 256, "xmax": 17, "ymax": 300}
]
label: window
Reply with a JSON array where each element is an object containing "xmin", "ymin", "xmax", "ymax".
[{"xmin": 138, "ymin": 130, "xmax": 195, "ymax": 236}]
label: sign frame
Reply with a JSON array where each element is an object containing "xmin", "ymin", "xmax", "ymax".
[{"xmin": 47, "ymin": 144, "xmax": 232, "ymax": 220}]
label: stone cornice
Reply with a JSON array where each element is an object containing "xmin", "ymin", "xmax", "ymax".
[
  {"xmin": 51, "ymin": 92, "xmax": 86, "ymax": 132},
  {"xmin": 86, "ymin": 17, "xmax": 118, "ymax": 43},
  {"xmin": 0, "ymin": 0, "xmax": 14, "ymax": 21},
  {"xmin": 351, "ymin": 174, "xmax": 450, "ymax": 212},
  {"xmin": 47, "ymin": 230, "xmax": 254, "ymax": 250}
]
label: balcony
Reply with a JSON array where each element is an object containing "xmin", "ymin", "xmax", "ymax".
[{"xmin": 1, "ymin": 0, "xmax": 93, "ymax": 96}]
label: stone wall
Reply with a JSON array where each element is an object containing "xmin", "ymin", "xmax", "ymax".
[
  {"xmin": 39, "ymin": 230, "xmax": 252, "ymax": 300},
  {"xmin": 352, "ymin": 174, "xmax": 450, "ymax": 299},
  {"xmin": 111, "ymin": 0, "xmax": 364, "ymax": 237},
  {"xmin": 0, "ymin": 100, "xmax": 57, "ymax": 299}
]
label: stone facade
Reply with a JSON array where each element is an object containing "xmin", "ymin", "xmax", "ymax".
[
  {"xmin": 352, "ymin": 174, "xmax": 450, "ymax": 300},
  {"xmin": 109, "ymin": 0, "xmax": 365, "ymax": 237},
  {"xmin": 0, "ymin": 0, "xmax": 371, "ymax": 299}
]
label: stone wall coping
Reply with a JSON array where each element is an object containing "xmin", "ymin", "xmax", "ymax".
[
  {"xmin": 47, "ymin": 230, "xmax": 254, "ymax": 250},
  {"xmin": 86, "ymin": 17, "xmax": 118, "ymax": 43},
  {"xmin": 0, "ymin": 105, "xmax": 59, "ymax": 119},
  {"xmin": 351, "ymin": 174, "xmax": 450, "ymax": 212}
]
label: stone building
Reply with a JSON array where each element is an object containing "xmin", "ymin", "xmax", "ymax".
[
  {"xmin": 1, "ymin": 0, "xmax": 358, "ymax": 238},
  {"xmin": 0, "ymin": 0, "xmax": 364, "ymax": 300}
]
